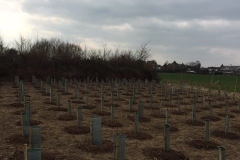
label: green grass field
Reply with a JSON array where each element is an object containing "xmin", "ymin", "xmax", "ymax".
[{"xmin": 158, "ymin": 73, "xmax": 240, "ymax": 93}]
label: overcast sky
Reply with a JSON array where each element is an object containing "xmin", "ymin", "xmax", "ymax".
[{"xmin": 1, "ymin": 0, "xmax": 240, "ymax": 67}]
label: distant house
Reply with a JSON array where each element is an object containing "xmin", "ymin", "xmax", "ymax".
[
  {"xmin": 207, "ymin": 67, "xmax": 219, "ymax": 74},
  {"xmin": 218, "ymin": 65, "xmax": 240, "ymax": 75},
  {"xmin": 146, "ymin": 60, "xmax": 158, "ymax": 70}
]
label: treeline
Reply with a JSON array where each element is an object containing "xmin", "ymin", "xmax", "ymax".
[{"xmin": 0, "ymin": 36, "xmax": 158, "ymax": 81}]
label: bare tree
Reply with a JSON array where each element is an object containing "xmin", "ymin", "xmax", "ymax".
[{"xmin": 136, "ymin": 41, "xmax": 152, "ymax": 61}]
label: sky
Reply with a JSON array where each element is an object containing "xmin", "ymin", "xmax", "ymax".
[{"xmin": 1, "ymin": 0, "xmax": 240, "ymax": 67}]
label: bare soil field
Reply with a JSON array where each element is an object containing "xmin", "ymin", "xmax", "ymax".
[{"xmin": 1, "ymin": 79, "xmax": 240, "ymax": 160}]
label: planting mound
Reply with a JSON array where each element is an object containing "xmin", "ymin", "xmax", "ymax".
[
  {"xmin": 122, "ymin": 109, "xmax": 138, "ymax": 113},
  {"xmin": 127, "ymin": 115, "xmax": 151, "ymax": 122},
  {"xmin": 105, "ymin": 103, "xmax": 121, "ymax": 107},
  {"xmin": 12, "ymin": 110, "xmax": 37, "ymax": 115},
  {"xmin": 61, "ymin": 92, "xmax": 72, "ymax": 95},
  {"xmin": 92, "ymin": 110, "xmax": 111, "ymax": 116},
  {"xmin": 150, "ymin": 112, "xmax": 166, "ymax": 118},
  {"xmin": 41, "ymin": 93, "xmax": 50, "ymax": 96},
  {"xmin": 217, "ymin": 113, "xmax": 235, "ymax": 118},
  {"xmin": 72, "ymin": 100, "xmax": 85, "ymax": 104},
  {"xmin": 211, "ymin": 130, "xmax": 240, "ymax": 140},
  {"xmin": 57, "ymin": 114, "xmax": 77, "ymax": 121},
  {"xmin": 180, "ymin": 102, "xmax": 191, "ymax": 106},
  {"xmin": 64, "ymin": 125, "xmax": 90, "ymax": 134},
  {"xmin": 142, "ymin": 147, "xmax": 189, "ymax": 160},
  {"xmin": 144, "ymin": 106, "xmax": 159, "ymax": 110},
  {"xmin": 43, "ymin": 101, "xmax": 57, "ymax": 105},
  {"xmin": 231, "ymin": 109, "xmax": 240, "ymax": 113},
  {"xmin": 164, "ymin": 104, "xmax": 177, "ymax": 108},
  {"xmin": 10, "ymin": 150, "xmax": 56, "ymax": 160},
  {"xmin": 154, "ymin": 125, "xmax": 179, "ymax": 132},
  {"xmin": 125, "ymin": 131, "xmax": 153, "ymax": 140},
  {"xmin": 171, "ymin": 110, "xmax": 187, "ymax": 115},
  {"xmin": 81, "ymin": 105, "xmax": 96, "ymax": 109},
  {"xmin": 232, "ymin": 124, "xmax": 240, "ymax": 132},
  {"xmin": 212, "ymin": 104, "xmax": 222, "ymax": 108},
  {"xmin": 102, "ymin": 120, "xmax": 123, "ymax": 128},
  {"xmin": 16, "ymin": 119, "xmax": 42, "ymax": 126},
  {"xmin": 5, "ymin": 134, "xmax": 29, "ymax": 144},
  {"xmin": 9, "ymin": 103, "xmax": 24, "ymax": 108},
  {"xmin": 185, "ymin": 119, "xmax": 205, "ymax": 126},
  {"xmin": 76, "ymin": 140, "xmax": 113, "ymax": 153},
  {"xmin": 48, "ymin": 107, "xmax": 68, "ymax": 112},
  {"xmin": 200, "ymin": 116, "xmax": 221, "ymax": 122},
  {"xmin": 186, "ymin": 140, "xmax": 219, "ymax": 150}
]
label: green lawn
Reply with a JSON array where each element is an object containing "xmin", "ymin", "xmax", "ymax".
[{"xmin": 158, "ymin": 73, "xmax": 240, "ymax": 92}]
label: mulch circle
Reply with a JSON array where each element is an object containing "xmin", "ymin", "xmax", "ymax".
[
  {"xmin": 122, "ymin": 93, "xmax": 133, "ymax": 96},
  {"xmin": 105, "ymin": 103, "xmax": 121, "ymax": 107},
  {"xmin": 102, "ymin": 120, "xmax": 123, "ymax": 128},
  {"xmin": 61, "ymin": 92, "xmax": 73, "ymax": 95},
  {"xmin": 125, "ymin": 131, "xmax": 153, "ymax": 140},
  {"xmin": 127, "ymin": 115, "xmax": 151, "ymax": 122},
  {"xmin": 171, "ymin": 110, "xmax": 187, "ymax": 115},
  {"xmin": 211, "ymin": 130, "xmax": 240, "ymax": 140},
  {"xmin": 10, "ymin": 150, "xmax": 56, "ymax": 160},
  {"xmin": 5, "ymin": 134, "xmax": 29, "ymax": 144},
  {"xmin": 64, "ymin": 125, "xmax": 90, "ymax": 134},
  {"xmin": 232, "ymin": 124, "xmax": 240, "ymax": 132},
  {"xmin": 154, "ymin": 124, "xmax": 179, "ymax": 132},
  {"xmin": 43, "ymin": 101, "xmax": 57, "ymax": 105},
  {"xmin": 186, "ymin": 139, "xmax": 219, "ymax": 150},
  {"xmin": 217, "ymin": 113, "xmax": 235, "ymax": 118},
  {"xmin": 142, "ymin": 147, "xmax": 189, "ymax": 160},
  {"xmin": 48, "ymin": 107, "xmax": 68, "ymax": 112},
  {"xmin": 200, "ymin": 116, "xmax": 221, "ymax": 122},
  {"xmin": 16, "ymin": 119, "xmax": 42, "ymax": 126},
  {"xmin": 69, "ymin": 96, "xmax": 83, "ymax": 100},
  {"xmin": 92, "ymin": 110, "xmax": 111, "ymax": 116},
  {"xmin": 57, "ymin": 114, "xmax": 77, "ymax": 121},
  {"xmin": 81, "ymin": 105, "xmax": 96, "ymax": 109},
  {"xmin": 231, "ymin": 109, "xmax": 240, "ymax": 113},
  {"xmin": 185, "ymin": 119, "xmax": 205, "ymax": 126},
  {"xmin": 180, "ymin": 102, "xmax": 190, "ymax": 105},
  {"xmin": 150, "ymin": 112, "xmax": 166, "ymax": 118},
  {"xmin": 122, "ymin": 109, "xmax": 138, "ymax": 113},
  {"xmin": 76, "ymin": 140, "xmax": 113, "ymax": 153},
  {"xmin": 12, "ymin": 110, "xmax": 37, "ymax": 115},
  {"xmin": 41, "ymin": 93, "xmax": 50, "ymax": 96},
  {"xmin": 72, "ymin": 100, "xmax": 85, "ymax": 104},
  {"xmin": 144, "ymin": 106, "xmax": 159, "ymax": 110},
  {"xmin": 9, "ymin": 103, "xmax": 24, "ymax": 108},
  {"xmin": 212, "ymin": 104, "xmax": 222, "ymax": 108}
]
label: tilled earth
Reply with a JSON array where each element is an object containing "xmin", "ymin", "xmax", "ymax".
[{"xmin": 0, "ymin": 79, "xmax": 240, "ymax": 160}]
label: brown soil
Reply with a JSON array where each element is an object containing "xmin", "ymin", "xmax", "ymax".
[
  {"xmin": 76, "ymin": 140, "xmax": 113, "ymax": 153},
  {"xmin": 127, "ymin": 115, "xmax": 151, "ymax": 122},
  {"xmin": 1, "ymin": 81, "xmax": 240, "ymax": 159},
  {"xmin": 185, "ymin": 119, "xmax": 205, "ymax": 126},
  {"xmin": 186, "ymin": 140, "xmax": 219, "ymax": 150},
  {"xmin": 63, "ymin": 125, "xmax": 90, "ymax": 134},
  {"xmin": 218, "ymin": 113, "xmax": 235, "ymax": 118},
  {"xmin": 211, "ymin": 130, "xmax": 240, "ymax": 140},
  {"xmin": 48, "ymin": 107, "xmax": 68, "ymax": 111},
  {"xmin": 57, "ymin": 114, "xmax": 77, "ymax": 121},
  {"xmin": 102, "ymin": 120, "xmax": 123, "ymax": 128},
  {"xmin": 200, "ymin": 116, "xmax": 221, "ymax": 122},
  {"xmin": 92, "ymin": 110, "xmax": 111, "ymax": 116},
  {"xmin": 15, "ymin": 119, "xmax": 42, "ymax": 126},
  {"xmin": 125, "ymin": 131, "xmax": 153, "ymax": 140},
  {"xmin": 142, "ymin": 147, "xmax": 189, "ymax": 160}
]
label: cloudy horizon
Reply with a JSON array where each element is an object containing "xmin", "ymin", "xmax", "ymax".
[{"xmin": 1, "ymin": 0, "xmax": 240, "ymax": 67}]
